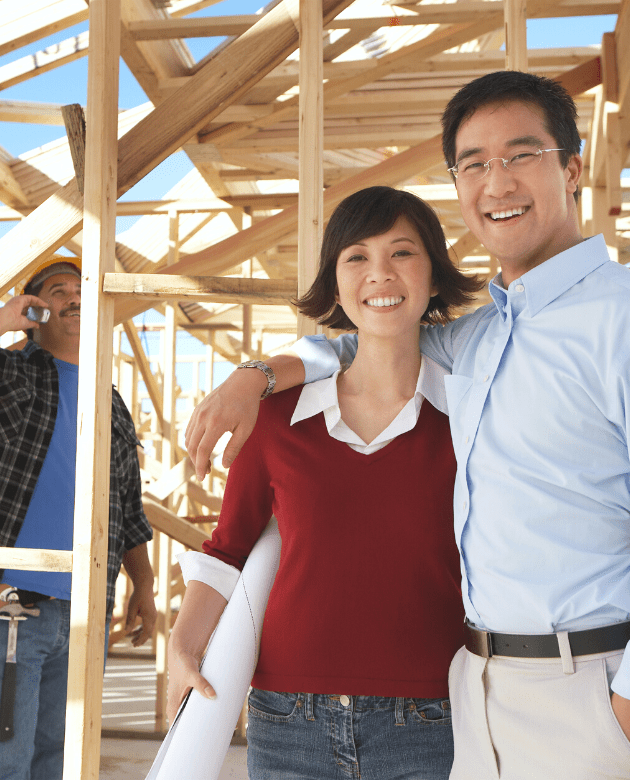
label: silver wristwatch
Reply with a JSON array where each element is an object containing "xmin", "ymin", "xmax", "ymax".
[{"xmin": 236, "ymin": 360, "xmax": 276, "ymax": 399}]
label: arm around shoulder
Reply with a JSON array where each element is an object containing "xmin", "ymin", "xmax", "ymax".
[{"xmin": 185, "ymin": 352, "xmax": 305, "ymax": 478}]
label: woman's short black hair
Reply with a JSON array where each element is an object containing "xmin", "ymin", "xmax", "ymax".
[{"xmin": 295, "ymin": 186, "xmax": 483, "ymax": 331}]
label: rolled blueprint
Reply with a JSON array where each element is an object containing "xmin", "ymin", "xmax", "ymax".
[{"xmin": 146, "ymin": 517, "xmax": 281, "ymax": 780}]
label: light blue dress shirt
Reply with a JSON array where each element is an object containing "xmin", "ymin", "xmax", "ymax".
[{"xmin": 295, "ymin": 234, "xmax": 630, "ymax": 697}]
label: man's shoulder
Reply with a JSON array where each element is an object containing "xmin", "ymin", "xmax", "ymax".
[{"xmin": 593, "ymin": 260, "xmax": 630, "ymax": 291}]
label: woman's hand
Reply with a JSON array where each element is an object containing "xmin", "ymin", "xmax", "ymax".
[
  {"xmin": 166, "ymin": 580, "xmax": 228, "ymax": 726},
  {"xmin": 611, "ymin": 692, "xmax": 630, "ymax": 742},
  {"xmin": 166, "ymin": 647, "xmax": 216, "ymax": 725}
]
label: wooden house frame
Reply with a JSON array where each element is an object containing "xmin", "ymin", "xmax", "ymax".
[{"xmin": 0, "ymin": 0, "xmax": 628, "ymax": 776}]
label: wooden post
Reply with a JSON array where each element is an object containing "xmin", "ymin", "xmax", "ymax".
[
  {"xmin": 297, "ymin": 0, "xmax": 324, "ymax": 339},
  {"xmin": 505, "ymin": 0, "xmax": 528, "ymax": 72},
  {"xmin": 63, "ymin": 0, "xmax": 120, "ymax": 777},
  {"xmin": 155, "ymin": 215, "xmax": 179, "ymax": 730}
]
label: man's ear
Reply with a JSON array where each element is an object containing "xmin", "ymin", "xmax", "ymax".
[{"xmin": 566, "ymin": 153, "xmax": 583, "ymax": 195}]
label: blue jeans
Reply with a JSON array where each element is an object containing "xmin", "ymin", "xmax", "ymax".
[
  {"xmin": 0, "ymin": 599, "xmax": 110, "ymax": 780},
  {"xmin": 246, "ymin": 689, "xmax": 454, "ymax": 780},
  {"xmin": 0, "ymin": 599, "xmax": 71, "ymax": 780}
]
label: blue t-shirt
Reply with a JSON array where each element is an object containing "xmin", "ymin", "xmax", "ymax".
[{"xmin": 4, "ymin": 359, "xmax": 77, "ymax": 598}]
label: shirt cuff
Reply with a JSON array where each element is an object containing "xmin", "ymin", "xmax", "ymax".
[
  {"xmin": 293, "ymin": 334, "xmax": 343, "ymax": 384},
  {"xmin": 176, "ymin": 551, "xmax": 240, "ymax": 601},
  {"xmin": 611, "ymin": 639, "xmax": 630, "ymax": 699}
]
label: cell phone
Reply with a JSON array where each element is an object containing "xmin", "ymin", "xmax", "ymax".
[{"xmin": 26, "ymin": 306, "xmax": 50, "ymax": 323}]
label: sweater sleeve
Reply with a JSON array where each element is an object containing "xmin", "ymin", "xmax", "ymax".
[{"xmin": 202, "ymin": 404, "xmax": 275, "ymax": 572}]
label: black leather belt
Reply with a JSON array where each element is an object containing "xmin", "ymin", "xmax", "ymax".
[
  {"xmin": 464, "ymin": 619, "xmax": 630, "ymax": 659},
  {"xmin": 15, "ymin": 589, "xmax": 52, "ymax": 607}
]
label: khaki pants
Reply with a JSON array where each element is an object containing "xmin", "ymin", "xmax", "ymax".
[{"xmin": 448, "ymin": 644, "xmax": 630, "ymax": 779}]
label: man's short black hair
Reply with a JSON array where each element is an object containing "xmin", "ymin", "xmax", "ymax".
[
  {"xmin": 442, "ymin": 70, "xmax": 582, "ymax": 179},
  {"xmin": 295, "ymin": 186, "xmax": 483, "ymax": 330}
]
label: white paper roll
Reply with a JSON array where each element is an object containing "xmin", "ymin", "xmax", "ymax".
[{"xmin": 146, "ymin": 517, "xmax": 281, "ymax": 780}]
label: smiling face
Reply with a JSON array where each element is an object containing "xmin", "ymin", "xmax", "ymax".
[
  {"xmin": 335, "ymin": 215, "xmax": 437, "ymax": 342},
  {"xmin": 454, "ymin": 100, "xmax": 582, "ymax": 285}
]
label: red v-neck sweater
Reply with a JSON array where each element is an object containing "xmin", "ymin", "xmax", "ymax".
[{"xmin": 203, "ymin": 385, "xmax": 463, "ymax": 697}]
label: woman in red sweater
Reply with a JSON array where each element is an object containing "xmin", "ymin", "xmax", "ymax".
[{"xmin": 168, "ymin": 187, "xmax": 481, "ymax": 779}]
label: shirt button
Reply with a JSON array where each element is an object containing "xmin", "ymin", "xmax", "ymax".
[
  {"xmin": 463, "ymin": 501, "xmax": 467, "ymax": 510},
  {"xmin": 515, "ymin": 284, "xmax": 524, "ymax": 292},
  {"xmin": 465, "ymin": 436, "xmax": 469, "ymax": 444},
  {"xmin": 483, "ymin": 375, "xmax": 489, "ymax": 382},
  {"xmin": 340, "ymin": 695, "xmax": 351, "ymax": 707}
]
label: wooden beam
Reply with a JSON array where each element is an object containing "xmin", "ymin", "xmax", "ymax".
[
  {"xmin": 0, "ymin": 548, "xmax": 73, "ymax": 572},
  {"xmin": 554, "ymin": 56, "xmax": 602, "ymax": 96},
  {"xmin": 105, "ymin": 273, "xmax": 298, "ymax": 305},
  {"xmin": 0, "ymin": 0, "xmax": 89, "ymax": 58},
  {"xmin": 127, "ymin": 2, "xmax": 621, "ymax": 37},
  {"xmin": 62, "ymin": 104, "xmax": 86, "ymax": 196},
  {"xmin": 142, "ymin": 497, "xmax": 208, "ymax": 550},
  {"xmin": 62, "ymin": 0, "xmax": 120, "ymax": 775},
  {"xmin": 113, "ymin": 133, "xmax": 445, "ymax": 323},
  {"xmin": 117, "ymin": 0, "xmax": 353, "ymax": 194},
  {"xmin": 143, "ymin": 457, "xmax": 196, "ymax": 502},
  {"xmin": 202, "ymin": 0, "xmax": 567, "ymax": 151},
  {"xmin": 0, "ymin": 31, "xmax": 89, "ymax": 91},
  {"xmin": 297, "ymin": 0, "xmax": 323, "ymax": 339},
  {"xmin": 122, "ymin": 320, "xmax": 165, "ymax": 428},
  {"xmin": 0, "ymin": 158, "xmax": 29, "ymax": 208},
  {"xmin": 0, "ymin": 99, "xmax": 66, "ymax": 125},
  {"xmin": 505, "ymin": 0, "xmax": 528, "ymax": 72},
  {"xmin": 448, "ymin": 231, "xmax": 482, "ymax": 266},
  {"xmin": 0, "ymin": 0, "xmax": 353, "ymax": 298},
  {"xmin": 615, "ymin": 0, "xmax": 630, "ymax": 116},
  {"xmin": 601, "ymin": 32, "xmax": 619, "ymax": 104}
]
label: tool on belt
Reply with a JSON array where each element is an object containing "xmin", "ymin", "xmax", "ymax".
[{"xmin": 0, "ymin": 588, "xmax": 40, "ymax": 741}]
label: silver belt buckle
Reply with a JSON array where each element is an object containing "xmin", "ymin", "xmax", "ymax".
[{"xmin": 467, "ymin": 623, "xmax": 493, "ymax": 658}]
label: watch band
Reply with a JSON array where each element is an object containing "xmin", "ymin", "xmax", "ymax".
[{"xmin": 236, "ymin": 360, "xmax": 276, "ymax": 399}]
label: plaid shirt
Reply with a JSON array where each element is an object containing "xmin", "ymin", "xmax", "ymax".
[{"xmin": 0, "ymin": 341, "xmax": 153, "ymax": 618}]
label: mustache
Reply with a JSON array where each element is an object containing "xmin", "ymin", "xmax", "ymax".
[{"xmin": 60, "ymin": 305, "xmax": 81, "ymax": 316}]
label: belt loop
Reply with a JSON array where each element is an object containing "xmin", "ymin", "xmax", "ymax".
[
  {"xmin": 395, "ymin": 697, "xmax": 405, "ymax": 726},
  {"xmin": 305, "ymin": 693, "xmax": 315, "ymax": 721},
  {"xmin": 556, "ymin": 631, "xmax": 574, "ymax": 674}
]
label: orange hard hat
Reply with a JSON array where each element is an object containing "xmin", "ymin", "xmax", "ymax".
[{"xmin": 15, "ymin": 255, "xmax": 82, "ymax": 296}]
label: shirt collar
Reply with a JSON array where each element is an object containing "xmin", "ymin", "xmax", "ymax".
[
  {"xmin": 291, "ymin": 356, "xmax": 447, "ymax": 427},
  {"xmin": 489, "ymin": 234, "xmax": 610, "ymax": 319}
]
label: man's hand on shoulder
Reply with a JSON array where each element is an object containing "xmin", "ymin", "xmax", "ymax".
[
  {"xmin": 611, "ymin": 692, "xmax": 630, "ymax": 741},
  {"xmin": 0, "ymin": 294, "xmax": 49, "ymax": 337},
  {"xmin": 185, "ymin": 354, "xmax": 306, "ymax": 479},
  {"xmin": 185, "ymin": 367, "xmax": 267, "ymax": 479}
]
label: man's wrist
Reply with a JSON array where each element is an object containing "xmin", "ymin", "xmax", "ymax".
[{"xmin": 236, "ymin": 360, "xmax": 276, "ymax": 398}]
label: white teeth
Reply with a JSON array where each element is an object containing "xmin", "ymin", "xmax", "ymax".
[
  {"xmin": 365, "ymin": 296, "xmax": 403, "ymax": 308},
  {"xmin": 490, "ymin": 207, "xmax": 526, "ymax": 220}
]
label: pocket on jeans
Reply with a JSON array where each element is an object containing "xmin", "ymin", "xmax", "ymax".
[
  {"xmin": 248, "ymin": 689, "xmax": 303, "ymax": 722},
  {"xmin": 409, "ymin": 697, "xmax": 452, "ymax": 726}
]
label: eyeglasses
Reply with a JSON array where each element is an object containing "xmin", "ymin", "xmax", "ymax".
[{"xmin": 447, "ymin": 148, "xmax": 565, "ymax": 182}]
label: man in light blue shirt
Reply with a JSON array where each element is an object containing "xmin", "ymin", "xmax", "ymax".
[{"xmin": 185, "ymin": 72, "xmax": 630, "ymax": 778}]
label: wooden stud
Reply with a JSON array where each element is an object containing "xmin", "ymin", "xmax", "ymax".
[
  {"xmin": 62, "ymin": 0, "xmax": 120, "ymax": 776},
  {"xmin": 61, "ymin": 103, "xmax": 86, "ymax": 195},
  {"xmin": 505, "ymin": 0, "xmax": 528, "ymax": 72},
  {"xmin": 297, "ymin": 0, "xmax": 324, "ymax": 339}
]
